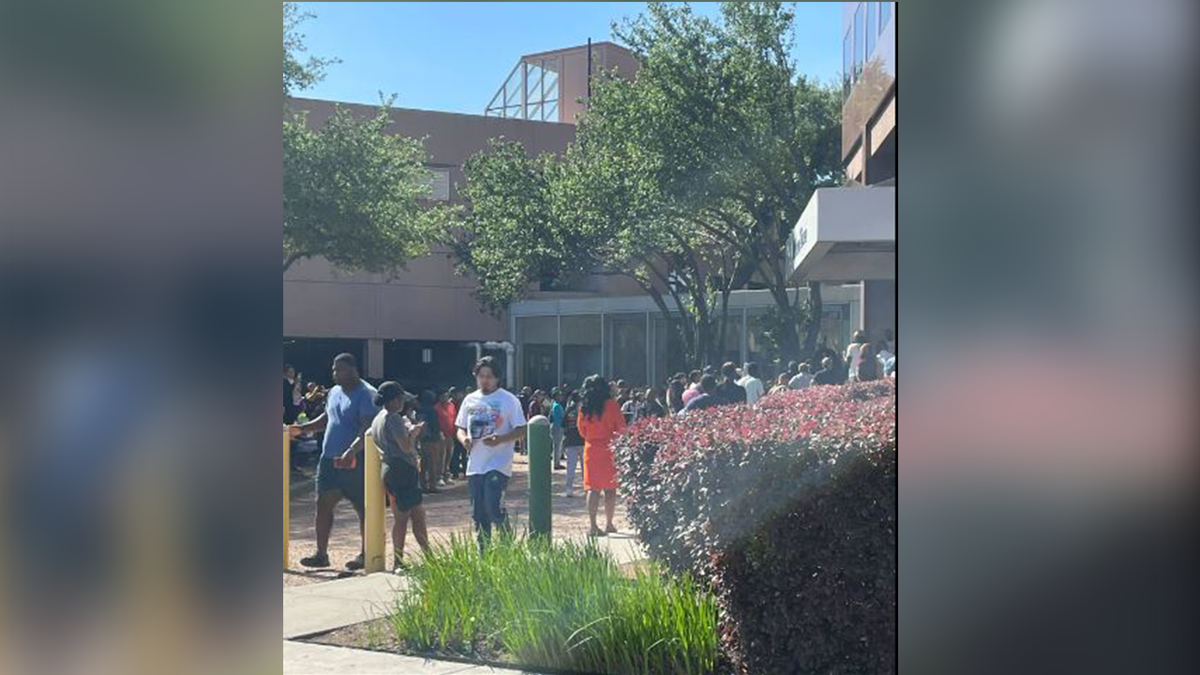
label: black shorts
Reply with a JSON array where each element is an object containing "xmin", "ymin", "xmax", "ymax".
[
  {"xmin": 315, "ymin": 457, "xmax": 365, "ymax": 511},
  {"xmin": 384, "ymin": 460, "xmax": 422, "ymax": 511}
]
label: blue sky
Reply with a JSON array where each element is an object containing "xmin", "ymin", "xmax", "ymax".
[{"xmin": 293, "ymin": 2, "xmax": 844, "ymax": 114}]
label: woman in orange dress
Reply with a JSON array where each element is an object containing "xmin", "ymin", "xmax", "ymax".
[{"xmin": 577, "ymin": 375, "xmax": 626, "ymax": 537}]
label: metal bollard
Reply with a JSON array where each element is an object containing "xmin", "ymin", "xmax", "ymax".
[
  {"xmin": 526, "ymin": 416, "xmax": 552, "ymax": 539},
  {"xmin": 283, "ymin": 428, "xmax": 290, "ymax": 570},
  {"xmin": 363, "ymin": 433, "xmax": 387, "ymax": 573}
]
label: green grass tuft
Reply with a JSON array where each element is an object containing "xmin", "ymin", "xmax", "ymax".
[{"xmin": 387, "ymin": 533, "xmax": 721, "ymax": 675}]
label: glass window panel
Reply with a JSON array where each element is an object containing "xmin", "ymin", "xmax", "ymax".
[
  {"xmin": 544, "ymin": 102, "xmax": 558, "ymax": 121},
  {"xmin": 866, "ymin": 2, "xmax": 876, "ymax": 60},
  {"xmin": 818, "ymin": 304, "xmax": 851, "ymax": 355},
  {"xmin": 745, "ymin": 308, "xmax": 783, "ymax": 383},
  {"xmin": 717, "ymin": 313, "xmax": 741, "ymax": 369},
  {"xmin": 605, "ymin": 313, "xmax": 648, "ymax": 387},
  {"xmin": 561, "ymin": 314, "xmax": 601, "ymax": 390},
  {"xmin": 506, "ymin": 80, "xmax": 522, "ymax": 107},
  {"xmin": 880, "ymin": 2, "xmax": 891, "ymax": 33},
  {"xmin": 854, "ymin": 3, "xmax": 864, "ymax": 80},
  {"xmin": 516, "ymin": 316, "xmax": 558, "ymax": 391},
  {"xmin": 544, "ymin": 75, "xmax": 558, "ymax": 100},
  {"xmin": 843, "ymin": 26, "xmax": 852, "ymax": 98},
  {"xmin": 652, "ymin": 315, "xmax": 687, "ymax": 386},
  {"xmin": 527, "ymin": 67, "xmax": 544, "ymax": 102},
  {"xmin": 528, "ymin": 103, "xmax": 542, "ymax": 120}
]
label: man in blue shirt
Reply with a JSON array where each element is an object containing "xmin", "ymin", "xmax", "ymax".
[
  {"xmin": 289, "ymin": 353, "xmax": 378, "ymax": 570},
  {"xmin": 549, "ymin": 388, "xmax": 566, "ymax": 470}
]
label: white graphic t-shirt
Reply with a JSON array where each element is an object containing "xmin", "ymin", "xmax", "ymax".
[{"xmin": 454, "ymin": 388, "xmax": 527, "ymax": 477}]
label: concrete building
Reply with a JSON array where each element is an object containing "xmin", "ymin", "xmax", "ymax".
[
  {"xmin": 284, "ymin": 42, "xmax": 636, "ymax": 391},
  {"xmin": 786, "ymin": 2, "xmax": 896, "ymax": 347},
  {"xmin": 286, "ymin": 22, "xmax": 895, "ymax": 393}
]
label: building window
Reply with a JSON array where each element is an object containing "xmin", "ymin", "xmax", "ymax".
[
  {"xmin": 516, "ymin": 316, "xmax": 558, "ymax": 391},
  {"xmin": 423, "ymin": 167, "xmax": 451, "ymax": 201},
  {"xmin": 605, "ymin": 313, "xmax": 648, "ymax": 387},
  {"xmin": 560, "ymin": 314, "xmax": 601, "ymax": 389},
  {"xmin": 854, "ymin": 2, "xmax": 864, "ymax": 81},
  {"xmin": 843, "ymin": 25, "xmax": 852, "ymax": 98},
  {"xmin": 866, "ymin": 2, "xmax": 876, "ymax": 61},
  {"xmin": 880, "ymin": 1, "xmax": 891, "ymax": 35}
]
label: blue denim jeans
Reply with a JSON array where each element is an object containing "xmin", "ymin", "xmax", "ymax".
[{"xmin": 468, "ymin": 470, "xmax": 510, "ymax": 545}]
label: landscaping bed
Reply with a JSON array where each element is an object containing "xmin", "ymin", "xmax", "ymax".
[{"xmin": 308, "ymin": 534, "xmax": 726, "ymax": 675}]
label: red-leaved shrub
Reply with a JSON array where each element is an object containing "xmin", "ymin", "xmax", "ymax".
[{"xmin": 613, "ymin": 380, "xmax": 896, "ymax": 675}]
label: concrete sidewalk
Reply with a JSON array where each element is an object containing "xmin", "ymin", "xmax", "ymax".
[{"xmin": 285, "ymin": 641, "xmax": 546, "ymax": 674}]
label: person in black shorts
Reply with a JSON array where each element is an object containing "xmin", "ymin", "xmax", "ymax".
[{"xmin": 370, "ymin": 382, "xmax": 431, "ymax": 570}]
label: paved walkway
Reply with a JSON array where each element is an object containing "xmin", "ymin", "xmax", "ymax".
[
  {"xmin": 285, "ymin": 641, "xmax": 545, "ymax": 674},
  {"xmin": 286, "ymin": 453, "xmax": 634, "ymax": 585}
]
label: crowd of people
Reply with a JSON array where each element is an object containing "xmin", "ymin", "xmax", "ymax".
[{"xmin": 282, "ymin": 330, "xmax": 894, "ymax": 572}]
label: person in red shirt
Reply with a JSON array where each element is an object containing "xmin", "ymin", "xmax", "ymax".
[
  {"xmin": 577, "ymin": 375, "xmax": 626, "ymax": 537},
  {"xmin": 435, "ymin": 389, "xmax": 458, "ymax": 483}
]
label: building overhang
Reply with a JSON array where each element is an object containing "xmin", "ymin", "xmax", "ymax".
[{"xmin": 786, "ymin": 186, "xmax": 895, "ymax": 282}]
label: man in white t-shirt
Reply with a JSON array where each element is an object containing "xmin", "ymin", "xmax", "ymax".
[
  {"xmin": 455, "ymin": 356, "xmax": 527, "ymax": 548},
  {"xmin": 736, "ymin": 361, "xmax": 766, "ymax": 404},
  {"xmin": 844, "ymin": 330, "xmax": 867, "ymax": 382}
]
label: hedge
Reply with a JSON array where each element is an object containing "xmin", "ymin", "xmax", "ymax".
[{"xmin": 613, "ymin": 380, "xmax": 896, "ymax": 675}]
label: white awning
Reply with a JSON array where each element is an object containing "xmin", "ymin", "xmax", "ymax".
[{"xmin": 786, "ymin": 186, "xmax": 895, "ymax": 282}]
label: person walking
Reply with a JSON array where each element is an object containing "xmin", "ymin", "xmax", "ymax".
[
  {"xmin": 455, "ymin": 357, "xmax": 527, "ymax": 549},
  {"xmin": 549, "ymin": 389, "xmax": 566, "ymax": 470},
  {"xmin": 737, "ymin": 362, "xmax": 766, "ymax": 405},
  {"xmin": 577, "ymin": 375, "xmax": 625, "ymax": 537},
  {"xmin": 288, "ymin": 353, "xmax": 378, "ymax": 570},
  {"xmin": 562, "ymin": 391, "xmax": 584, "ymax": 497},
  {"xmin": 369, "ymin": 382, "xmax": 431, "ymax": 571}
]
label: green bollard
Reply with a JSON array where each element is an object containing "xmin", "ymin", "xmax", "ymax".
[{"xmin": 526, "ymin": 416, "xmax": 552, "ymax": 540}]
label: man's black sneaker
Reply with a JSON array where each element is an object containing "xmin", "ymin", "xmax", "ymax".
[
  {"xmin": 300, "ymin": 552, "xmax": 330, "ymax": 568},
  {"xmin": 345, "ymin": 552, "xmax": 365, "ymax": 570}
]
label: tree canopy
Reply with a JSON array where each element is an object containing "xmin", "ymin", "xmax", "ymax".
[{"xmin": 282, "ymin": 3, "xmax": 437, "ymax": 274}]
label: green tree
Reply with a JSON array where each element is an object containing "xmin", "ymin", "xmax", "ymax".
[
  {"xmin": 611, "ymin": 2, "xmax": 844, "ymax": 360},
  {"xmin": 282, "ymin": 3, "xmax": 437, "ymax": 274}
]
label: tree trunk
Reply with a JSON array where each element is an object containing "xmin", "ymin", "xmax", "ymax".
[{"xmin": 801, "ymin": 281, "xmax": 823, "ymax": 361}]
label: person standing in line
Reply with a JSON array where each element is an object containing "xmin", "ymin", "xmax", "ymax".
[
  {"xmin": 414, "ymin": 390, "xmax": 445, "ymax": 492},
  {"xmin": 844, "ymin": 330, "xmax": 868, "ymax": 382},
  {"xmin": 737, "ymin": 362, "xmax": 766, "ymax": 405},
  {"xmin": 857, "ymin": 341, "xmax": 880, "ymax": 381},
  {"xmin": 435, "ymin": 389, "xmax": 458, "ymax": 484},
  {"xmin": 682, "ymin": 374, "xmax": 723, "ymax": 413},
  {"xmin": 283, "ymin": 364, "xmax": 303, "ymax": 424},
  {"xmin": 369, "ymin": 382, "xmax": 431, "ymax": 571},
  {"xmin": 681, "ymin": 370, "xmax": 703, "ymax": 406},
  {"xmin": 642, "ymin": 385, "xmax": 668, "ymax": 419},
  {"xmin": 666, "ymin": 374, "xmax": 687, "ymax": 414},
  {"xmin": 769, "ymin": 373, "xmax": 791, "ymax": 395},
  {"xmin": 448, "ymin": 387, "xmax": 468, "ymax": 478},
  {"xmin": 578, "ymin": 375, "xmax": 625, "ymax": 537},
  {"xmin": 784, "ymin": 360, "xmax": 800, "ymax": 383},
  {"xmin": 549, "ymin": 388, "xmax": 566, "ymax": 470},
  {"xmin": 789, "ymin": 363, "xmax": 814, "ymax": 390},
  {"xmin": 714, "ymin": 362, "xmax": 748, "ymax": 406},
  {"xmin": 455, "ymin": 357, "xmax": 527, "ymax": 549},
  {"xmin": 561, "ymin": 391, "xmax": 584, "ymax": 498},
  {"xmin": 813, "ymin": 356, "xmax": 839, "ymax": 386},
  {"xmin": 288, "ymin": 353, "xmax": 378, "ymax": 570},
  {"xmin": 875, "ymin": 340, "xmax": 894, "ymax": 376}
]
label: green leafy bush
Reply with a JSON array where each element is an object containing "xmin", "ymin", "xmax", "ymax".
[
  {"xmin": 388, "ymin": 534, "xmax": 722, "ymax": 675},
  {"xmin": 613, "ymin": 380, "xmax": 897, "ymax": 674}
]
